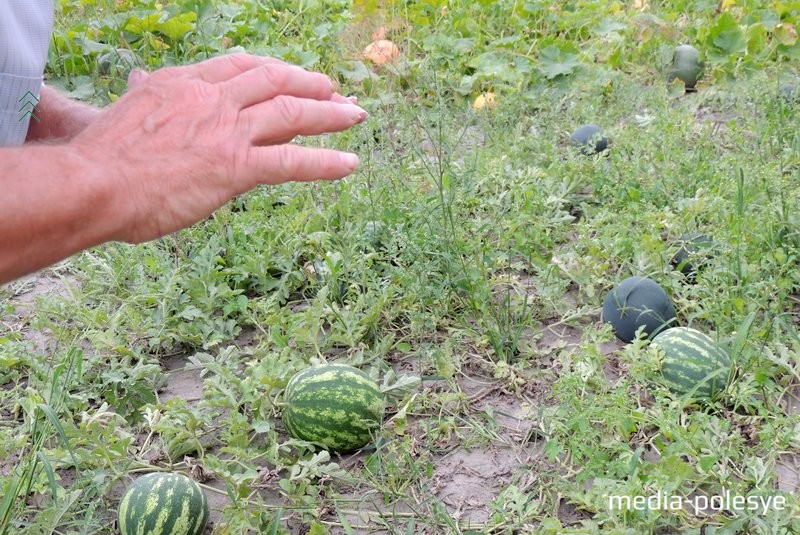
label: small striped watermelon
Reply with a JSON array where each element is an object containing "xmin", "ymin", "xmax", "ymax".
[
  {"xmin": 650, "ymin": 327, "xmax": 732, "ymax": 401},
  {"xmin": 282, "ymin": 363, "xmax": 385, "ymax": 452},
  {"xmin": 118, "ymin": 472, "xmax": 209, "ymax": 535}
]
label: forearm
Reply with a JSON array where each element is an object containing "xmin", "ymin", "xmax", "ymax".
[
  {"xmin": 0, "ymin": 145, "xmax": 118, "ymax": 283},
  {"xmin": 25, "ymin": 85, "xmax": 102, "ymax": 142}
]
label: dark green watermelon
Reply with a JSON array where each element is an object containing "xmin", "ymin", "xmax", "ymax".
[
  {"xmin": 363, "ymin": 221, "xmax": 388, "ymax": 251},
  {"xmin": 668, "ymin": 44, "xmax": 703, "ymax": 91},
  {"xmin": 670, "ymin": 232, "xmax": 713, "ymax": 280},
  {"xmin": 779, "ymin": 81, "xmax": 800, "ymax": 104},
  {"xmin": 569, "ymin": 124, "xmax": 609, "ymax": 155},
  {"xmin": 97, "ymin": 48, "xmax": 142, "ymax": 78},
  {"xmin": 602, "ymin": 276, "xmax": 677, "ymax": 343}
]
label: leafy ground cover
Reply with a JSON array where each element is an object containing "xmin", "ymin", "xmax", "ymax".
[{"xmin": 2, "ymin": 0, "xmax": 800, "ymax": 533}]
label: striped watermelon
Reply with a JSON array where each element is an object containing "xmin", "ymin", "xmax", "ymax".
[
  {"xmin": 282, "ymin": 363, "xmax": 385, "ymax": 452},
  {"xmin": 118, "ymin": 472, "xmax": 209, "ymax": 535},
  {"xmin": 650, "ymin": 327, "xmax": 732, "ymax": 401}
]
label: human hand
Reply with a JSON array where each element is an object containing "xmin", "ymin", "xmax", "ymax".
[{"xmin": 72, "ymin": 53, "xmax": 366, "ymax": 244}]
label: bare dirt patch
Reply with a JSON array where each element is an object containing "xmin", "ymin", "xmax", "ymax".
[
  {"xmin": 158, "ymin": 353, "xmax": 205, "ymax": 403},
  {"xmin": 1, "ymin": 269, "xmax": 77, "ymax": 353},
  {"xmin": 780, "ymin": 383, "xmax": 800, "ymax": 416},
  {"xmin": 429, "ymin": 444, "xmax": 540, "ymax": 525},
  {"xmin": 777, "ymin": 384, "xmax": 800, "ymax": 495},
  {"xmin": 776, "ymin": 453, "xmax": 799, "ymax": 494},
  {"xmin": 203, "ymin": 477, "xmax": 234, "ymax": 532}
]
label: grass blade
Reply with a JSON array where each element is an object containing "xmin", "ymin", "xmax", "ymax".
[
  {"xmin": 37, "ymin": 451, "xmax": 59, "ymax": 500},
  {"xmin": 37, "ymin": 404, "xmax": 79, "ymax": 473}
]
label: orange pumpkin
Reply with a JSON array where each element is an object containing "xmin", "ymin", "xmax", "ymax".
[{"xmin": 363, "ymin": 39, "xmax": 400, "ymax": 64}]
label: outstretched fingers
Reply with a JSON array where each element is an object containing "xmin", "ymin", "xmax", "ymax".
[
  {"xmin": 223, "ymin": 63, "xmax": 335, "ymax": 108},
  {"xmin": 243, "ymin": 145, "xmax": 360, "ymax": 185},
  {"xmin": 182, "ymin": 53, "xmax": 287, "ymax": 83},
  {"xmin": 244, "ymin": 97, "xmax": 368, "ymax": 145}
]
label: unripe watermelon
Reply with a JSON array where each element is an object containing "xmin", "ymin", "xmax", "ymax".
[
  {"xmin": 569, "ymin": 124, "xmax": 609, "ymax": 155},
  {"xmin": 282, "ymin": 363, "xmax": 385, "ymax": 452},
  {"xmin": 670, "ymin": 232, "xmax": 713, "ymax": 280},
  {"xmin": 779, "ymin": 81, "xmax": 800, "ymax": 104},
  {"xmin": 602, "ymin": 276, "xmax": 676, "ymax": 342},
  {"xmin": 668, "ymin": 44, "xmax": 703, "ymax": 90},
  {"xmin": 363, "ymin": 221, "xmax": 388, "ymax": 251},
  {"xmin": 118, "ymin": 472, "xmax": 209, "ymax": 535},
  {"xmin": 97, "ymin": 48, "xmax": 142, "ymax": 78},
  {"xmin": 650, "ymin": 327, "xmax": 732, "ymax": 401}
]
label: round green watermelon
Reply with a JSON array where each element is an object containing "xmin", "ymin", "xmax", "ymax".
[
  {"xmin": 670, "ymin": 232, "xmax": 714, "ymax": 280},
  {"xmin": 602, "ymin": 276, "xmax": 677, "ymax": 343},
  {"xmin": 569, "ymin": 124, "xmax": 609, "ymax": 155},
  {"xmin": 779, "ymin": 81, "xmax": 799, "ymax": 104},
  {"xmin": 668, "ymin": 44, "xmax": 704, "ymax": 90},
  {"xmin": 97, "ymin": 48, "xmax": 142, "ymax": 78},
  {"xmin": 363, "ymin": 221, "xmax": 388, "ymax": 251},
  {"xmin": 282, "ymin": 363, "xmax": 385, "ymax": 452},
  {"xmin": 118, "ymin": 472, "xmax": 209, "ymax": 535},
  {"xmin": 650, "ymin": 327, "xmax": 732, "ymax": 401}
]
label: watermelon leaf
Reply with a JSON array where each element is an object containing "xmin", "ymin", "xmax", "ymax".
[{"xmin": 538, "ymin": 45, "xmax": 582, "ymax": 79}]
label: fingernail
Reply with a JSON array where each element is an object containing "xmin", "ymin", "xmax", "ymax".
[
  {"xmin": 340, "ymin": 152, "xmax": 360, "ymax": 171},
  {"xmin": 346, "ymin": 104, "xmax": 368, "ymax": 123},
  {"xmin": 347, "ymin": 96, "xmax": 358, "ymax": 104}
]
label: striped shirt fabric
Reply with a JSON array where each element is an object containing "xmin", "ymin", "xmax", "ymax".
[{"xmin": 0, "ymin": 1, "xmax": 54, "ymax": 147}]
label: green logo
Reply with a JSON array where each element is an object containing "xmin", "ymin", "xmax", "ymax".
[{"xmin": 18, "ymin": 91, "xmax": 40, "ymax": 123}]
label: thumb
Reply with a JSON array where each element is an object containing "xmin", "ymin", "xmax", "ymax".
[{"xmin": 127, "ymin": 68, "xmax": 150, "ymax": 89}]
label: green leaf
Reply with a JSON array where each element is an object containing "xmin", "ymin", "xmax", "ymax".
[
  {"xmin": 773, "ymin": 23, "xmax": 798, "ymax": 47},
  {"xmin": 36, "ymin": 452, "xmax": 59, "ymax": 500},
  {"xmin": 307, "ymin": 522, "xmax": 328, "ymax": 535},
  {"xmin": 658, "ymin": 455, "xmax": 695, "ymax": 486},
  {"xmin": 336, "ymin": 510, "xmax": 356, "ymax": 535},
  {"xmin": 714, "ymin": 27, "xmax": 746, "ymax": 55},
  {"xmin": 334, "ymin": 60, "xmax": 372, "ymax": 83},
  {"xmin": 746, "ymin": 23, "xmax": 769, "ymax": 55},
  {"xmin": 157, "ymin": 12, "xmax": 197, "ymax": 41},
  {"xmin": 538, "ymin": 45, "xmax": 582, "ymax": 79},
  {"xmin": 707, "ymin": 11, "xmax": 746, "ymax": 60},
  {"xmin": 37, "ymin": 404, "xmax": 79, "ymax": 473},
  {"xmin": 294, "ymin": 49, "xmax": 321, "ymax": 69},
  {"xmin": 451, "ymin": 37, "xmax": 476, "ymax": 53},
  {"xmin": 124, "ymin": 13, "xmax": 162, "ymax": 35},
  {"xmin": 593, "ymin": 17, "xmax": 627, "ymax": 36},
  {"xmin": 178, "ymin": 305, "xmax": 204, "ymax": 321},
  {"xmin": 469, "ymin": 51, "xmax": 513, "ymax": 79}
]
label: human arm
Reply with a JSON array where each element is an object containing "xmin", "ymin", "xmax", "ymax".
[
  {"xmin": 24, "ymin": 85, "xmax": 102, "ymax": 142},
  {"xmin": 0, "ymin": 54, "xmax": 365, "ymax": 284}
]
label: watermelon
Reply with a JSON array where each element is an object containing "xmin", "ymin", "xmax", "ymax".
[
  {"xmin": 670, "ymin": 232, "xmax": 714, "ymax": 280},
  {"xmin": 97, "ymin": 48, "xmax": 142, "ymax": 78},
  {"xmin": 602, "ymin": 276, "xmax": 677, "ymax": 343},
  {"xmin": 118, "ymin": 472, "xmax": 209, "ymax": 535},
  {"xmin": 650, "ymin": 327, "xmax": 732, "ymax": 400},
  {"xmin": 668, "ymin": 44, "xmax": 703, "ymax": 90},
  {"xmin": 307, "ymin": 259, "xmax": 347, "ymax": 301},
  {"xmin": 282, "ymin": 363, "xmax": 385, "ymax": 452},
  {"xmin": 363, "ymin": 221, "xmax": 388, "ymax": 251},
  {"xmin": 569, "ymin": 124, "xmax": 609, "ymax": 155},
  {"xmin": 779, "ymin": 81, "xmax": 800, "ymax": 104}
]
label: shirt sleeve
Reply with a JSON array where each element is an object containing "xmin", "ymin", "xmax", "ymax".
[{"xmin": 0, "ymin": 1, "xmax": 55, "ymax": 147}]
